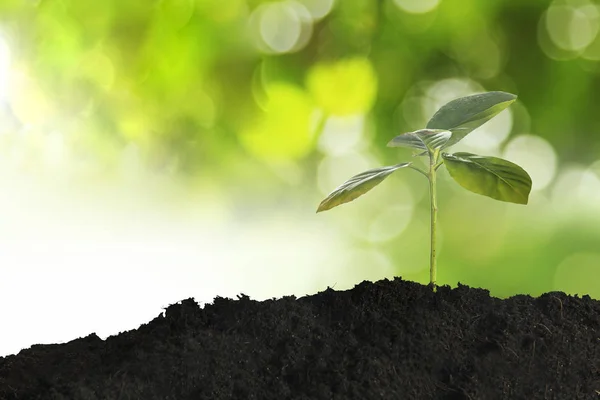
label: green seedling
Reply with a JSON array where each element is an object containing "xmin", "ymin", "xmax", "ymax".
[{"xmin": 317, "ymin": 91, "xmax": 532, "ymax": 290}]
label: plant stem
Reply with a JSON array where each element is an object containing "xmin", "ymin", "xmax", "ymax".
[
  {"xmin": 408, "ymin": 164, "xmax": 428, "ymax": 178},
  {"xmin": 428, "ymin": 151, "xmax": 439, "ymax": 292}
]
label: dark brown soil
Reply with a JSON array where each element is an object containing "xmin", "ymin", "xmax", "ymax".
[{"xmin": 1, "ymin": 277, "xmax": 599, "ymax": 399}]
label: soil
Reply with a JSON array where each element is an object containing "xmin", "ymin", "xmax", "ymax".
[{"xmin": 1, "ymin": 277, "xmax": 599, "ymax": 399}]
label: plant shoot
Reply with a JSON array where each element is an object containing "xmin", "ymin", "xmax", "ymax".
[{"xmin": 317, "ymin": 92, "xmax": 532, "ymax": 290}]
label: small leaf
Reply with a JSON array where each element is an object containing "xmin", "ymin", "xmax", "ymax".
[
  {"xmin": 427, "ymin": 91, "xmax": 517, "ymax": 148},
  {"xmin": 442, "ymin": 152, "xmax": 532, "ymax": 204},
  {"xmin": 317, "ymin": 163, "xmax": 411, "ymax": 212},
  {"xmin": 387, "ymin": 129, "xmax": 452, "ymax": 152}
]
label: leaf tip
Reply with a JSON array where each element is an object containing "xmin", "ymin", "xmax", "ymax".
[{"xmin": 316, "ymin": 202, "xmax": 329, "ymax": 213}]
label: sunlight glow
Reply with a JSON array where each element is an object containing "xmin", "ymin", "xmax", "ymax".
[
  {"xmin": 43, "ymin": 130, "xmax": 67, "ymax": 169},
  {"xmin": 9, "ymin": 71, "xmax": 53, "ymax": 127},
  {"xmin": 0, "ymin": 32, "xmax": 11, "ymax": 101},
  {"xmin": 0, "ymin": 169, "xmax": 344, "ymax": 357},
  {"xmin": 579, "ymin": 162, "xmax": 600, "ymax": 204},
  {"xmin": 317, "ymin": 115, "xmax": 366, "ymax": 156}
]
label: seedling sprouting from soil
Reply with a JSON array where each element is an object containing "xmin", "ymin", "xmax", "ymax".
[{"xmin": 317, "ymin": 92, "xmax": 532, "ymax": 290}]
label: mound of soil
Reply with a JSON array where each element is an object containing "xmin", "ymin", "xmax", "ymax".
[{"xmin": 1, "ymin": 277, "xmax": 599, "ymax": 399}]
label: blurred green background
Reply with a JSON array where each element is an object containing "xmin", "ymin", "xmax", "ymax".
[{"xmin": 1, "ymin": 0, "xmax": 600, "ymax": 306}]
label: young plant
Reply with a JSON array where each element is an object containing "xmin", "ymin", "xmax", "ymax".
[{"xmin": 317, "ymin": 91, "xmax": 532, "ymax": 290}]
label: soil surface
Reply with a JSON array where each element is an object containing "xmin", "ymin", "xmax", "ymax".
[{"xmin": 1, "ymin": 277, "xmax": 599, "ymax": 399}]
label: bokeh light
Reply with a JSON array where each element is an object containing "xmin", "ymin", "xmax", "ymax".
[
  {"xmin": 502, "ymin": 134, "xmax": 558, "ymax": 191},
  {"xmin": 240, "ymin": 82, "xmax": 315, "ymax": 162},
  {"xmin": 297, "ymin": 0, "xmax": 335, "ymax": 19},
  {"xmin": 367, "ymin": 187, "xmax": 414, "ymax": 243},
  {"xmin": 393, "ymin": 0, "xmax": 440, "ymax": 15},
  {"xmin": 546, "ymin": 2, "xmax": 598, "ymax": 52},
  {"xmin": 249, "ymin": 1, "xmax": 313, "ymax": 54},
  {"xmin": 307, "ymin": 58, "xmax": 377, "ymax": 116},
  {"xmin": 458, "ymin": 108, "xmax": 513, "ymax": 154},
  {"xmin": 550, "ymin": 164, "xmax": 600, "ymax": 210},
  {"xmin": 539, "ymin": 0, "xmax": 600, "ymax": 60},
  {"xmin": 317, "ymin": 115, "xmax": 366, "ymax": 156}
]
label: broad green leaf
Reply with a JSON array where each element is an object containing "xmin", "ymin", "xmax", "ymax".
[
  {"xmin": 387, "ymin": 129, "xmax": 452, "ymax": 152},
  {"xmin": 317, "ymin": 163, "xmax": 411, "ymax": 212},
  {"xmin": 427, "ymin": 92, "xmax": 517, "ymax": 148},
  {"xmin": 442, "ymin": 152, "xmax": 532, "ymax": 204}
]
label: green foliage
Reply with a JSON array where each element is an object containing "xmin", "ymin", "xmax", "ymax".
[
  {"xmin": 318, "ymin": 92, "xmax": 532, "ymax": 288},
  {"xmin": 387, "ymin": 128, "xmax": 451, "ymax": 152},
  {"xmin": 442, "ymin": 152, "xmax": 532, "ymax": 205},
  {"xmin": 317, "ymin": 163, "xmax": 411, "ymax": 213},
  {"xmin": 426, "ymin": 91, "xmax": 517, "ymax": 148}
]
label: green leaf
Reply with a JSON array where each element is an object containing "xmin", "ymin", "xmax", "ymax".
[
  {"xmin": 317, "ymin": 163, "xmax": 411, "ymax": 212},
  {"xmin": 426, "ymin": 91, "xmax": 517, "ymax": 148},
  {"xmin": 387, "ymin": 129, "xmax": 452, "ymax": 152},
  {"xmin": 442, "ymin": 152, "xmax": 532, "ymax": 204}
]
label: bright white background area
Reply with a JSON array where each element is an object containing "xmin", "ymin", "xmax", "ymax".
[
  {"xmin": 0, "ymin": 24, "xmax": 371, "ymax": 358},
  {"xmin": 0, "ymin": 170, "xmax": 356, "ymax": 357}
]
